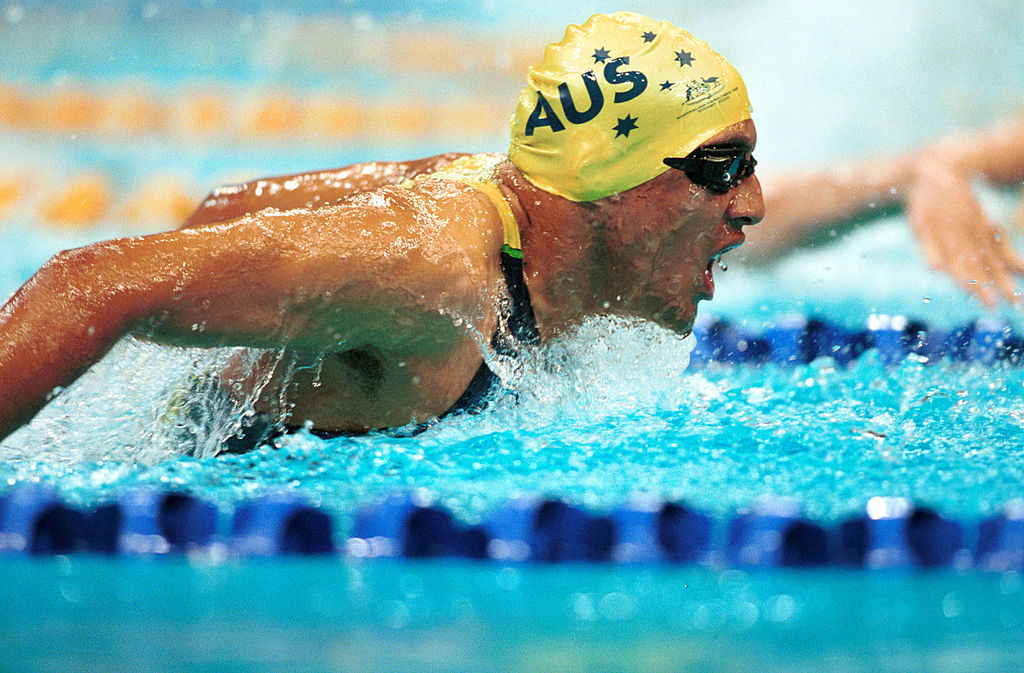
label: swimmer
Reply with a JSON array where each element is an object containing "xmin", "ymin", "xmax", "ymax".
[
  {"xmin": 747, "ymin": 115, "xmax": 1024, "ymax": 307},
  {"xmin": 0, "ymin": 12, "xmax": 763, "ymax": 441}
]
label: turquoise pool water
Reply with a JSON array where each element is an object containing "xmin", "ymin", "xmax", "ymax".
[
  {"xmin": 4, "ymin": 560, "xmax": 1024, "ymax": 673},
  {"xmin": 3, "ymin": 1, "xmax": 1024, "ymax": 671}
]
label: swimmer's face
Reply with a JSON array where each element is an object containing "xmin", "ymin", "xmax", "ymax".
[{"xmin": 601, "ymin": 119, "xmax": 764, "ymax": 334}]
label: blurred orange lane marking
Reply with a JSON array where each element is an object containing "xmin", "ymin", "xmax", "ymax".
[{"xmin": 40, "ymin": 174, "xmax": 112, "ymax": 228}]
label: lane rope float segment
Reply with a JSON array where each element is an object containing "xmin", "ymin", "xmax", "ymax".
[
  {"xmin": 690, "ymin": 315, "xmax": 1022, "ymax": 367},
  {"xmin": 3, "ymin": 485, "xmax": 1023, "ymax": 571}
]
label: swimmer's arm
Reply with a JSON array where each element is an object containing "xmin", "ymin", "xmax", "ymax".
[
  {"xmin": 747, "ymin": 116, "xmax": 1024, "ymax": 259},
  {"xmin": 931, "ymin": 115, "xmax": 1024, "ymax": 185},
  {"xmin": 0, "ymin": 184, "xmax": 498, "ymax": 440},
  {"xmin": 745, "ymin": 116, "xmax": 1024, "ymax": 306},
  {"xmin": 0, "ymin": 242, "xmax": 149, "ymax": 438},
  {"xmin": 903, "ymin": 117, "xmax": 1024, "ymax": 306},
  {"xmin": 181, "ymin": 153, "xmax": 467, "ymax": 228},
  {"xmin": 744, "ymin": 154, "xmax": 914, "ymax": 260}
]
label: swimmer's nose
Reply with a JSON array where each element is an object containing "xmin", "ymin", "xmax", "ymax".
[{"xmin": 725, "ymin": 175, "xmax": 765, "ymax": 228}]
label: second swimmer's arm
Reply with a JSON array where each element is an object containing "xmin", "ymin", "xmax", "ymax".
[
  {"xmin": 745, "ymin": 153, "xmax": 914, "ymax": 260},
  {"xmin": 748, "ymin": 116, "xmax": 1024, "ymax": 259},
  {"xmin": 745, "ymin": 116, "xmax": 1024, "ymax": 305},
  {"xmin": 181, "ymin": 153, "xmax": 467, "ymax": 228}
]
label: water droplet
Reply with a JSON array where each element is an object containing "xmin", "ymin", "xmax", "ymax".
[
  {"xmin": 353, "ymin": 13, "xmax": 374, "ymax": 31},
  {"xmin": 5, "ymin": 5, "xmax": 25, "ymax": 23},
  {"xmin": 922, "ymin": 297, "xmax": 931, "ymax": 303},
  {"xmin": 717, "ymin": 257, "xmax": 728, "ymax": 272},
  {"xmin": 942, "ymin": 591, "xmax": 964, "ymax": 618}
]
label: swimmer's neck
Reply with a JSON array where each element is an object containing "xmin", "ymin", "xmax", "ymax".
[{"xmin": 495, "ymin": 160, "xmax": 622, "ymax": 338}]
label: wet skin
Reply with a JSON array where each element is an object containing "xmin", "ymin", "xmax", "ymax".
[
  {"xmin": 204, "ymin": 120, "xmax": 764, "ymax": 430},
  {"xmin": 513, "ymin": 118, "xmax": 764, "ymax": 337},
  {"xmin": 613, "ymin": 120, "xmax": 764, "ymax": 333},
  {"xmin": 0, "ymin": 121, "xmax": 762, "ymax": 438}
]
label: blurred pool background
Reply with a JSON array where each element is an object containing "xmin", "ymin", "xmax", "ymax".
[{"xmin": 2, "ymin": 2, "xmax": 1024, "ymax": 671}]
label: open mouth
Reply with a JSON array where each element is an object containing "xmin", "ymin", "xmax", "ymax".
[
  {"xmin": 702, "ymin": 242, "xmax": 741, "ymax": 299},
  {"xmin": 702, "ymin": 256, "xmax": 718, "ymax": 299}
]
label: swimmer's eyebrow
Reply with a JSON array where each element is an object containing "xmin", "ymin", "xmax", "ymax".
[
  {"xmin": 697, "ymin": 127, "xmax": 755, "ymax": 151},
  {"xmin": 697, "ymin": 139, "xmax": 753, "ymax": 152}
]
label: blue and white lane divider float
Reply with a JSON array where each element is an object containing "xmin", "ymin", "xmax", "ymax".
[
  {"xmin": 690, "ymin": 315, "xmax": 1021, "ymax": 367},
  {"xmin": 4, "ymin": 485, "xmax": 1024, "ymax": 571}
]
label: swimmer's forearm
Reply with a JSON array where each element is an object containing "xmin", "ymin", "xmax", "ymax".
[
  {"xmin": 746, "ymin": 116, "xmax": 1024, "ymax": 261},
  {"xmin": 181, "ymin": 153, "xmax": 466, "ymax": 228},
  {"xmin": 926, "ymin": 116, "xmax": 1024, "ymax": 186},
  {"xmin": 0, "ymin": 230, "xmax": 291, "ymax": 439},
  {"xmin": 0, "ymin": 229, "xmax": 284, "ymax": 439},
  {"xmin": 0, "ymin": 184, "xmax": 492, "ymax": 439},
  {"xmin": 745, "ymin": 155, "xmax": 914, "ymax": 260},
  {"xmin": 0, "ymin": 244, "xmax": 148, "ymax": 439}
]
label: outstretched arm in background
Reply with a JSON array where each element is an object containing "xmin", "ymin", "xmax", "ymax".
[{"xmin": 746, "ymin": 116, "xmax": 1024, "ymax": 306}]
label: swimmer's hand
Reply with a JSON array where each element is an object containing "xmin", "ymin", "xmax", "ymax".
[{"xmin": 905, "ymin": 158, "xmax": 1024, "ymax": 308}]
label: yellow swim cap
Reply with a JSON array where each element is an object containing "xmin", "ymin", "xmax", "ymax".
[{"xmin": 509, "ymin": 12, "xmax": 752, "ymax": 202}]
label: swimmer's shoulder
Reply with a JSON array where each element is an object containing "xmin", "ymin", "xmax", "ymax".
[
  {"xmin": 391, "ymin": 153, "xmax": 508, "ymax": 237},
  {"xmin": 400, "ymin": 152, "xmax": 510, "ymax": 250},
  {"xmin": 180, "ymin": 152, "xmax": 474, "ymax": 228}
]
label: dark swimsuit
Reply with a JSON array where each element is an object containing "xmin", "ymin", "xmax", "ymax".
[{"xmin": 441, "ymin": 248, "xmax": 539, "ymax": 416}]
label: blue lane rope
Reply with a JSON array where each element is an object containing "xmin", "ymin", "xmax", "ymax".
[
  {"xmin": 690, "ymin": 315, "xmax": 1021, "ymax": 367},
  {"xmin": 3, "ymin": 484, "xmax": 1024, "ymax": 570}
]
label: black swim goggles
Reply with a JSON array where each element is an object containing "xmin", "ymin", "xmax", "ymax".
[{"xmin": 663, "ymin": 147, "xmax": 757, "ymax": 194}]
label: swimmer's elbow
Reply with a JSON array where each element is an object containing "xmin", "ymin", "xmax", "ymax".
[
  {"xmin": 42, "ymin": 242, "xmax": 114, "ymax": 276},
  {"xmin": 32, "ymin": 245, "xmax": 105, "ymax": 298},
  {"xmin": 33, "ymin": 240, "xmax": 158, "ymax": 333},
  {"xmin": 40, "ymin": 241, "xmax": 123, "ymax": 286}
]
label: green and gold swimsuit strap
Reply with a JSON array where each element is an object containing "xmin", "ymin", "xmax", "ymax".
[{"xmin": 405, "ymin": 152, "xmax": 522, "ymax": 257}]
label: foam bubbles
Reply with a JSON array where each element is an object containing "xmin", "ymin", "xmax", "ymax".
[
  {"xmin": 0, "ymin": 338, "xmax": 282, "ymax": 465},
  {"xmin": 490, "ymin": 315, "xmax": 697, "ymax": 427}
]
